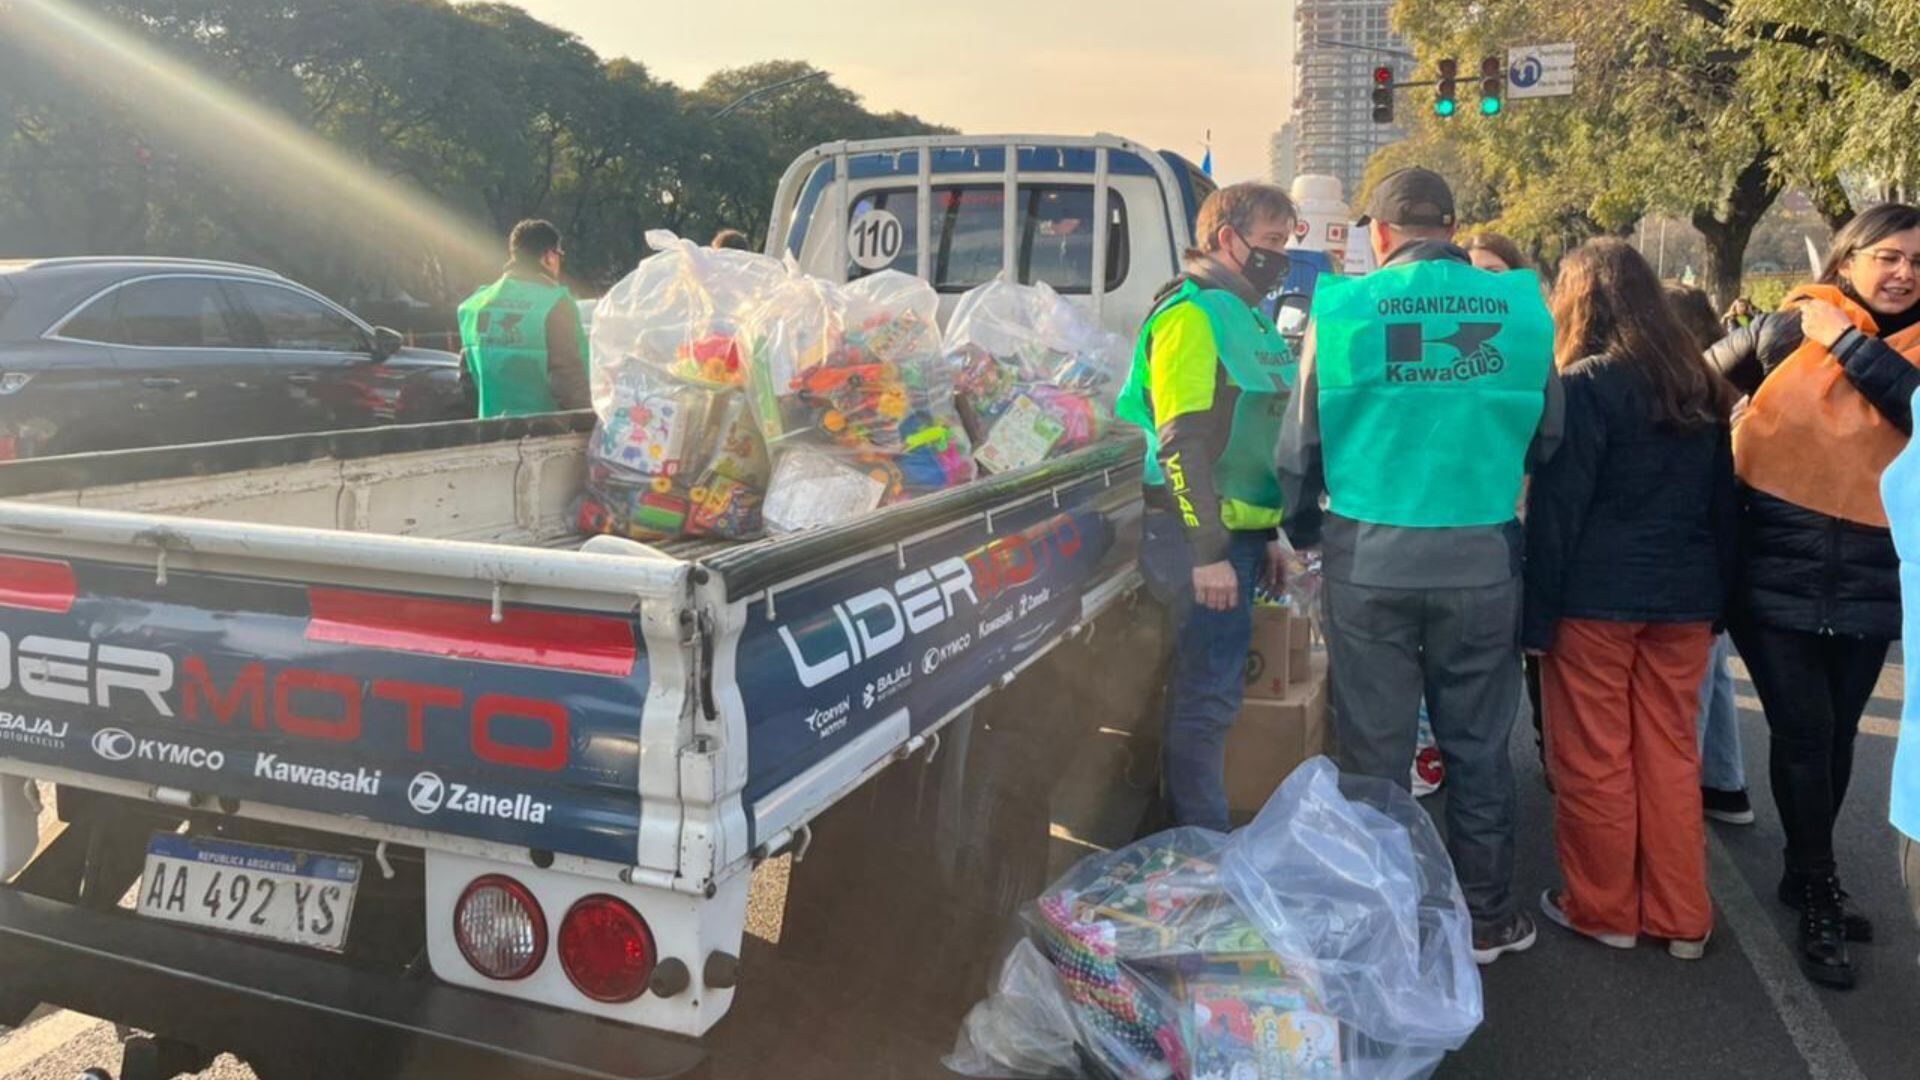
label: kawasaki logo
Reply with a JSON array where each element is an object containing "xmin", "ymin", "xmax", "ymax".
[
  {"xmin": 92, "ymin": 727, "xmax": 224, "ymax": 771},
  {"xmin": 254, "ymin": 753, "xmax": 381, "ymax": 796},
  {"xmin": 406, "ymin": 770, "xmax": 549, "ymax": 824},
  {"xmin": 1384, "ymin": 321, "xmax": 1507, "ymax": 383}
]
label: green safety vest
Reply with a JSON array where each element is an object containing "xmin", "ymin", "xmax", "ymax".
[
  {"xmin": 457, "ymin": 274, "xmax": 587, "ymax": 417},
  {"xmin": 1311, "ymin": 259, "xmax": 1552, "ymax": 527},
  {"xmin": 1116, "ymin": 280, "xmax": 1295, "ymax": 532}
]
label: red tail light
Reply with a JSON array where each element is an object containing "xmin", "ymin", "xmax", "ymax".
[
  {"xmin": 558, "ymin": 895, "xmax": 656, "ymax": 1003},
  {"xmin": 0, "ymin": 554, "xmax": 75, "ymax": 612},
  {"xmin": 453, "ymin": 875, "xmax": 546, "ymax": 980}
]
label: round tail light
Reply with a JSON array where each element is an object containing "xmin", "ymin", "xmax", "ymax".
[
  {"xmin": 558, "ymin": 895, "xmax": 656, "ymax": 1003},
  {"xmin": 453, "ymin": 875, "xmax": 546, "ymax": 980}
]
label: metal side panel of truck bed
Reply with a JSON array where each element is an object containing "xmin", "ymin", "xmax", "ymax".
[{"xmin": 0, "ymin": 412, "xmax": 1148, "ymax": 1068}]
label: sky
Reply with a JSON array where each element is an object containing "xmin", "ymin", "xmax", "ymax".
[{"xmin": 511, "ymin": 0, "xmax": 1294, "ymax": 184}]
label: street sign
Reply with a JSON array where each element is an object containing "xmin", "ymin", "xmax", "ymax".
[{"xmin": 1506, "ymin": 43, "xmax": 1575, "ymax": 99}]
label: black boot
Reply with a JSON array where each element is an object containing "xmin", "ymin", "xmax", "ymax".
[
  {"xmin": 1779, "ymin": 870, "xmax": 1874, "ymax": 943},
  {"xmin": 1796, "ymin": 875, "xmax": 1857, "ymax": 990}
]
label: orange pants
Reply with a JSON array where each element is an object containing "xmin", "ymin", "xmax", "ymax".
[{"xmin": 1542, "ymin": 618, "xmax": 1714, "ymax": 940}]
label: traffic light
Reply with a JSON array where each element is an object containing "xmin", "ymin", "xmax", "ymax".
[
  {"xmin": 1371, "ymin": 66, "xmax": 1394, "ymax": 124},
  {"xmin": 1435, "ymin": 58, "xmax": 1458, "ymax": 118},
  {"xmin": 1479, "ymin": 55, "xmax": 1504, "ymax": 116}
]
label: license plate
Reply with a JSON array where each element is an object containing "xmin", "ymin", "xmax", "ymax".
[{"xmin": 137, "ymin": 833, "xmax": 361, "ymax": 953}]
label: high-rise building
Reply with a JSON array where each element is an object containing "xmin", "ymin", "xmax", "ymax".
[
  {"xmin": 1290, "ymin": 0, "xmax": 1407, "ymax": 199},
  {"xmin": 1269, "ymin": 124, "xmax": 1298, "ymax": 188}
]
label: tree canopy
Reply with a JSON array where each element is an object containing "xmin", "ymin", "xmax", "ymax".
[
  {"xmin": 1371, "ymin": 0, "xmax": 1920, "ymax": 306},
  {"xmin": 0, "ymin": 0, "xmax": 951, "ymax": 308}
]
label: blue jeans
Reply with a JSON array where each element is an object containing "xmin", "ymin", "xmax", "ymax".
[
  {"xmin": 1140, "ymin": 513, "xmax": 1267, "ymax": 832},
  {"xmin": 1696, "ymin": 632, "xmax": 1746, "ymax": 791}
]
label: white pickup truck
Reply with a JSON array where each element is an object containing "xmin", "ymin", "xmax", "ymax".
[{"xmin": 0, "ymin": 135, "xmax": 1215, "ymax": 1079}]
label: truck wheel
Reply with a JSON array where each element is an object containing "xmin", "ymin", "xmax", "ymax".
[{"xmin": 74, "ymin": 1070, "xmax": 113, "ymax": 1080}]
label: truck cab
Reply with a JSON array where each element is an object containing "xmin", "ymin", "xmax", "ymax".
[{"xmin": 765, "ymin": 134, "xmax": 1214, "ymax": 335}]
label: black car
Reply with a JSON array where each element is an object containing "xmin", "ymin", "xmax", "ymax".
[{"xmin": 0, "ymin": 257, "xmax": 468, "ymax": 458}]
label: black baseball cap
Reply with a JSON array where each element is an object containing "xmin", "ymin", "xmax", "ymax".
[{"xmin": 1357, "ymin": 167, "xmax": 1457, "ymax": 228}]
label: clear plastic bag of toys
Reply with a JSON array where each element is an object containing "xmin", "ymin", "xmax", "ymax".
[
  {"xmin": 749, "ymin": 268, "xmax": 976, "ymax": 534},
  {"xmin": 577, "ymin": 231, "xmax": 782, "ymax": 541},
  {"xmin": 946, "ymin": 279, "xmax": 1130, "ymax": 474},
  {"xmin": 948, "ymin": 759, "xmax": 1482, "ymax": 1080}
]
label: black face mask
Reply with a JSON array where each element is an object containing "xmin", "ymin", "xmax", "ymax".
[{"xmin": 1239, "ymin": 242, "xmax": 1291, "ymax": 297}]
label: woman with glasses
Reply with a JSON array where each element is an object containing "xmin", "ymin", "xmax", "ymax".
[{"xmin": 1707, "ymin": 203, "xmax": 1920, "ymax": 991}]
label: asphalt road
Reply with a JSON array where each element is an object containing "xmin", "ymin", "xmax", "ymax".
[{"xmin": 1, "ymin": 635, "xmax": 1912, "ymax": 1080}]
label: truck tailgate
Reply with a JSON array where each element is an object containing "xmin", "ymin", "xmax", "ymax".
[{"xmin": 0, "ymin": 507, "xmax": 687, "ymax": 865}]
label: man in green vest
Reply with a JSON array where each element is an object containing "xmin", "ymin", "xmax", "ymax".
[
  {"xmin": 1278, "ymin": 168, "xmax": 1563, "ymax": 964},
  {"xmin": 458, "ymin": 219, "xmax": 591, "ymax": 417},
  {"xmin": 1115, "ymin": 182, "xmax": 1297, "ymax": 832}
]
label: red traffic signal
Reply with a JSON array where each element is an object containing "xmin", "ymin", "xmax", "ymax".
[{"xmin": 1371, "ymin": 66, "xmax": 1395, "ymax": 123}]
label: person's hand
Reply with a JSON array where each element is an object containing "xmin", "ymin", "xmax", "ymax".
[
  {"xmin": 1263, "ymin": 541, "xmax": 1289, "ymax": 594},
  {"xmin": 1192, "ymin": 560, "xmax": 1239, "ymax": 612},
  {"xmin": 1799, "ymin": 298, "xmax": 1853, "ymax": 349}
]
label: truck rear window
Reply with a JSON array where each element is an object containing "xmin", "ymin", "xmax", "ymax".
[{"xmin": 849, "ymin": 184, "xmax": 1129, "ymax": 294}]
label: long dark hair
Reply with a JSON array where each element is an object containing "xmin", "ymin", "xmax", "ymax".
[
  {"xmin": 1819, "ymin": 202, "xmax": 1920, "ymax": 285},
  {"xmin": 1464, "ymin": 231, "xmax": 1528, "ymax": 271},
  {"xmin": 1552, "ymin": 238, "xmax": 1734, "ymax": 428},
  {"xmin": 1664, "ymin": 285, "xmax": 1722, "ymax": 354}
]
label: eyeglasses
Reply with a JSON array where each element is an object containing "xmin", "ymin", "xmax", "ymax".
[{"xmin": 1853, "ymin": 248, "xmax": 1920, "ymax": 272}]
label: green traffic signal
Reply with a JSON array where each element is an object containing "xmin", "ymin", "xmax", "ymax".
[
  {"xmin": 1481, "ymin": 97, "xmax": 1502, "ymax": 116},
  {"xmin": 1435, "ymin": 99, "xmax": 1457, "ymax": 118}
]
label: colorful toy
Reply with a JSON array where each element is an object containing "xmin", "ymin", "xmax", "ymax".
[{"xmin": 976, "ymin": 393, "xmax": 1068, "ymax": 473}]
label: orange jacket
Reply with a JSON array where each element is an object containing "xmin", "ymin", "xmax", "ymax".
[{"xmin": 1732, "ymin": 284, "xmax": 1920, "ymax": 528}]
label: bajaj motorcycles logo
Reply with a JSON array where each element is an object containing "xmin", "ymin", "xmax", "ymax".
[
  {"xmin": 0, "ymin": 710, "xmax": 68, "ymax": 749},
  {"xmin": 91, "ymin": 726, "xmax": 225, "ymax": 771}
]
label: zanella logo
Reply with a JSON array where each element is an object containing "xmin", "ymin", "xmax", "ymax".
[
  {"xmin": 406, "ymin": 770, "xmax": 549, "ymax": 824},
  {"xmin": 92, "ymin": 726, "xmax": 225, "ymax": 771}
]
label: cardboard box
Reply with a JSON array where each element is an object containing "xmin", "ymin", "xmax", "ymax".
[
  {"xmin": 1225, "ymin": 654, "xmax": 1329, "ymax": 817},
  {"xmin": 1243, "ymin": 604, "xmax": 1293, "ymax": 700},
  {"xmin": 1286, "ymin": 610, "xmax": 1313, "ymax": 685}
]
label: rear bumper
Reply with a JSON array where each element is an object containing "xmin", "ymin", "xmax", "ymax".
[{"xmin": 0, "ymin": 885, "xmax": 706, "ymax": 1079}]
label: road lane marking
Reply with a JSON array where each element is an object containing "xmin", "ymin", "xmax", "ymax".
[
  {"xmin": 0, "ymin": 1010, "xmax": 105, "ymax": 1076},
  {"xmin": 1708, "ymin": 830, "xmax": 1867, "ymax": 1080}
]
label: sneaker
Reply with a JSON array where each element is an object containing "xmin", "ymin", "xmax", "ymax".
[
  {"xmin": 1778, "ymin": 871, "xmax": 1874, "ymax": 943},
  {"xmin": 1668, "ymin": 928, "xmax": 1711, "ymax": 960},
  {"xmin": 1471, "ymin": 910, "xmax": 1538, "ymax": 965},
  {"xmin": 1795, "ymin": 875, "xmax": 1857, "ymax": 990},
  {"xmin": 1411, "ymin": 745, "xmax": 1444, "ymax": 797},
  {"xmin": 1538, "ymin": 890, "xmax": 1635, "ymax": 949},
  {"xmin": 1701, "ymin": 787, "xmax": 1755, "ymax": 825}
]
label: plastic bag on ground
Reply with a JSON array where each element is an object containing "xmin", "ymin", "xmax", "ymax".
[
  {"xmin": 750, "ymin": 268, "xmax": 975, "ymax": 533},
  {"xmin": 577, "ymin": 232, "xmax": 782, "ymax": 541},
  {"xmin": 945, "ymin": 939, "xmax": 1084, "ymax": 1079},
  {"xmin": 946, "ymin": 279, "xmax": 1128, "ymax": 474},
  {"xmin": 951, "ymin": 757, "xmax": 1479, "ymax": 1079}
]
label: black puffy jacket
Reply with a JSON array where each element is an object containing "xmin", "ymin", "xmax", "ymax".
[{"xmin": 1706, "ymin": 309, "xmax": 1920, "ymax": 639}]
